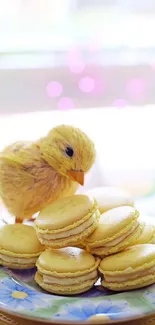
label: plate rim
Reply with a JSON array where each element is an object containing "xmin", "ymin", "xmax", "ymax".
[
  {"xmin": 1, "ymin": 266, "xmax": 155, "ymax": 324},
  {"xmin": 1, "ymin": 305, "xmax": 155, "ymax": 325}
]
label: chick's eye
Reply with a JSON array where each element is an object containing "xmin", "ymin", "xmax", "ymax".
[{"xmin": 65, "ymin": 147, "xmax": 74, "ymax": 157}]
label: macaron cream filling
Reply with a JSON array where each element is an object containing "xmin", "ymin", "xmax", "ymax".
[
  {"xmin": 84, "ymin": 207, "xmax": 141, "ymax": 256},
  {"xmin": 90, "ymin": 222, "xmax": 139, "ymax": 253},
  {"xmin": 38, "ymin": 210, "xmax": 99, "ymax": 241},
  {"xmin": 90, "ymin": 222, "xmax": 141, "ymax": 256},
  {"xmin": 101, "ymin": 222, "xmax": 139, "ymax": 247},
  {"xmin": 85, "ymin": 208, "xmax": 139, "ymax": 249},
  {"xmin": 35, "ymin": 195, "xmax": 100, "ymax": 247},
  {"xmin": 0, "ymin": 254, "xmax": 37, "ymax": 265},
  {"xmin": 35, "ymin": 197, "xmax": 98, "ymax": 234},
  {"xmin": 102, "ymin": 264, "xmax": 155, "ymax": 283},
  {"xmin": 39, "ymin": 269, "xmax": 98, "ymax": 285},
  {"xmin": 35, "ymin": 272, "xmax": 98, "ymax": 294}
]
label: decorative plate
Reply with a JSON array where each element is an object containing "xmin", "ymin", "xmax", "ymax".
[
  {"xmin": 1, "ymin": 195, "xmax": 155, "ymax": 324},
  {"xmin": 0, "ymin": 266, "xmax": 155, "ymax": 324}
]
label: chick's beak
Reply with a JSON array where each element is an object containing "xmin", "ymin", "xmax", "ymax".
[{"xmin": 67, "ymin": 170, "xmax": 84, "ymax": 186}]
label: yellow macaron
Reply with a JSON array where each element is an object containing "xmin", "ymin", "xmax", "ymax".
[
  {"xmin": 0, "ymin": 224, "xmax": 44, "ymax": 269},
  {"xmin": 99, "ymin": 244, "xmax": 155, "ymax": 291},
  {"xmin": 35, "ymin": 247, "xmax": 100, "ymax": 295},
  {"xmin": 72, "ymin": 243, "xmax": 86, "ymax": 249},
  {"xmin": 35, "ymin": 195, "xmax": 100, "ymax": 248},
  {"xmin": 85, "ymin": 186, "xmax": 134, "ymax": 214},
  {"xmin": 84, "ymin": 206, "xmax": 143, "ymax": 257},
  {"xmin": 133, "ymin": 223, "xmax": 155, "ymax": 245}
]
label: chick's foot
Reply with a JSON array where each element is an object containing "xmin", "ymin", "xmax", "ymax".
[
  {"xmin": 15, "ymin": 217, "xmax": 23, "ymax": 223},
  {"xmin": 27, "ymin": 216, "xmax": 36, "ymax": 222}
]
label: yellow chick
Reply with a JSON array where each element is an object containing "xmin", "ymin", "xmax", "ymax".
[{"xmin": 0, "ymin": 125, "xmax": 96, "ymax": 223}]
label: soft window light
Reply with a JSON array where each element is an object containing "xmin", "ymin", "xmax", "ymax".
[{"xmin": 67, "ymin": 49, "xmax": 85, "ymax": 74}]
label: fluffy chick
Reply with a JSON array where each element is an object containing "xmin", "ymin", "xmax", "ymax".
[{"xmin": 0, "ymin": 125, "xmax": 96, "ymax": 223}]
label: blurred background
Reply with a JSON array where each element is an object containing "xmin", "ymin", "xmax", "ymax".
[{"xmin": 1, "ymin": 0, "xmax": 155, "ymax": 216}]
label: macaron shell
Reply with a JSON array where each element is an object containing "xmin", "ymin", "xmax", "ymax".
[
  {"xmin": 0, "ymin": 259, "xmax": 35, "ymax": 269},
  {"xmin": 89, "ymin": 222, "xmax": 144, "ymax": 256},
  {"xmin": 85, "ymin": 187, "xmax": 134, "ymax": 213},
  {"xmin": 133, "ymin": 223, "xmax": 155, "ymax": 245},
  {"xmin": 84, "ymin": 206, "xmax": 139, "ymax": 247},
  {"xmin": 73, "ymin": 243, "xmax": 86, "ymax": 249},
  {"xmin": 102, "ymin": 274, "xmax": 155, "ymax": 291},
  {"xmin": 99, "ymin": 244, "xmax": 155, "ymax": 273},
  {"xmin": 35, "ymin": 272, "xmax": 97, "ymax": 295},
  {"xmin": 36, "ymin": 247, "xmax": 98, "ymax": 275},
  {"xmin": 0, "ymin": 224, "xmax": 44, "ymax": 256},
  {"xmin": 35, "ymin": 195, "xmax": 95, "ymax": 230}
]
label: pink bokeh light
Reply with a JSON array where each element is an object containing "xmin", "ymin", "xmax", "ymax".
[
  {"xmin": 126, "ymin": 78, "xmax": 147, "ymax": 99},
  {"xmin": 57, "ymin": 97, "xmax": 75, "ymax": 110},
  {"xmin": 67, "ymin": 49, "xmax": 85, "ymax": 74},
  {"xmin": 79, "ymin": 76, "xmax": 95, "ymax": 93},
  {"xmin": 113, "ymin": 98, "xmax": 128, "ymax": 108},
  {"xmin": 46, "ymin": 81, "xmax": 63, "ymax": 98}
]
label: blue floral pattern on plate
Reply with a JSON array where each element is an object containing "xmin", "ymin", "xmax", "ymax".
[
  {"xmin": 0, "ymin": 278, "xmax": 50, "ymax": 310},
  {"xmin": 53, "ymin": 300, "xmax": 129, "ymax": 321}
]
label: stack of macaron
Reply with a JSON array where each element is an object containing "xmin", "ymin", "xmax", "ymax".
[
  {"xmin": 99, "ymin": 244, "xmax": 155, "ymax": 291},
  {"xmin": 35, "ymin": 194, "xmax": 100, "ymax": 248},
  {"xmin": 33, "ymin": 188, "xmax": 155, "ymax": 294},
  {"xmin": 0, "ymin": 186, "xmax": 155, "ymax": 295},
  {"xmin": 83, "ymin": 187, "xmax": 155, "ymax": 291},
  {"xmin": 35, "ymin": 247, "xmax": 100, "ymax": 295},
  {"xmin": 83, "ymin": 187, "xmax": 155, "ymax": 257},
  {"xmin": 34, "ymin": 194, "xmax": 101, "ymax": 295},
  {"xmin": 83, "ymin": 205, "xmax": 143, "ymax": 257},
  {"xmin": 0, "ymin": 224, "xmax": 44, "ymax": 269}
]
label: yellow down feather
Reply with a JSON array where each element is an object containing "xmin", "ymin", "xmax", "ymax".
[{"xmin": 0, "ymin": 125, "xmax": 96, "ymax": 222}]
